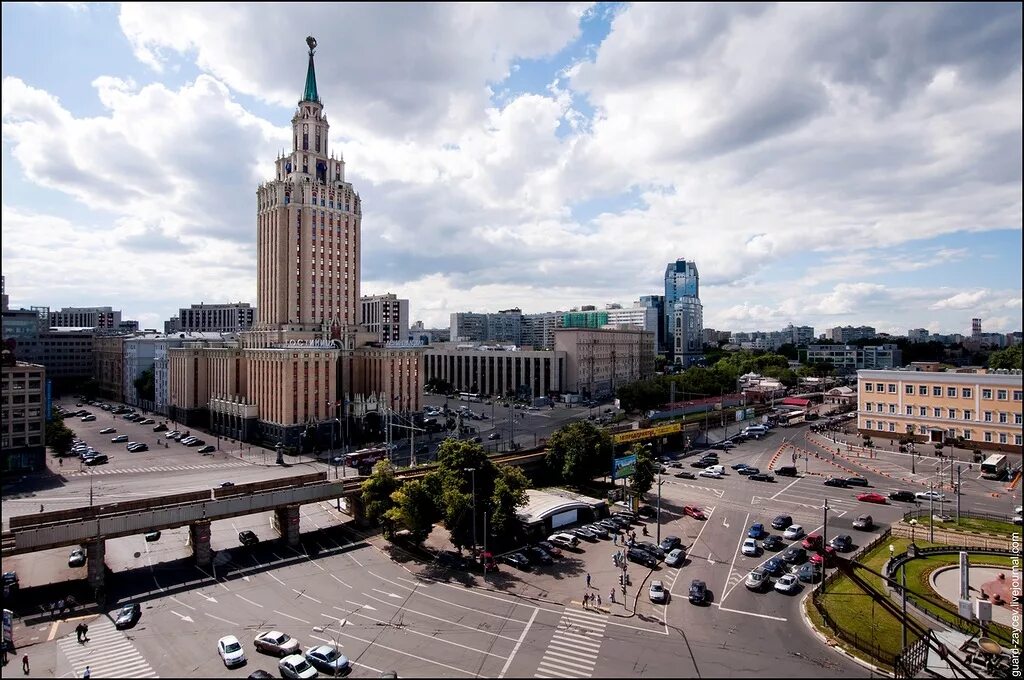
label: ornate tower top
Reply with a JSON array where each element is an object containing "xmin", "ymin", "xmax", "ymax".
[{"xmin": 303, "ymin": 36, "xmax": 320, "ymax": 104}]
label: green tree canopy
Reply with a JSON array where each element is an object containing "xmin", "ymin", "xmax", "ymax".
[
  {"xmin": 490, "ymin": 466, "xmax": 529, "ymax": 539},
  {"xmin": 383, "ymin": 478, "xmax": 438, "ymax": 544},
  {"xmin": 45, "ymin": 415, "xmax": 75, "ymax": 455},
  {"xmin": 628, "ymin": 443, "xmax": 655, "ymax": 499},
  {"xmin": 545, "ymin": 420, "xmax": 614, "ymax": 485},
  {"xmin": 434, "ymin": 438, "xmax": 498, "ymax": 552},
  {"xmin": 988, "ymin": 344, "xmax": 1022, "ymax": 370},
  {"xmin": 361, "ymin": 459, "xmax": 400, "ymax": 536}
]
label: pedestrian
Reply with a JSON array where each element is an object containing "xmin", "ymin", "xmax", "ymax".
[
  {"xmin": 610, "ymin": 588, "xmax": 615, "ymax": 603},
  {"xmin": 586, "ymin": 572, "xmax": 591, "ymax": 588},
  {"xmin": 76, "ymin": 623, "xmax": 83, "ymax": 642},
  {"xmin": 612, "ymin": 533, "xmax": 617, "ymax": 546},
  {"xmin": 59, "ymin": 457, "xmax": 63, "ymax": 467},
  {"xmin": 39, "ymin": 504, "xmax": 44, "ymax": 513},
  {"xmin": 57, "ymin": 599, "xmax": 65, "ymax": 617},
  {"xmin": 83, "ymin": 665, "xmax": 91, "ymax": 679},
  {"xmin": 597, "ymin": 594, "xmax": 602, "ymax": 607},
  {"xmin": 582, "ymin": 592, "xmax": 588, "ymax": 608},
  {"xmin": 22, "ymin": 654, "xmax": 29, "ymax": 674}
]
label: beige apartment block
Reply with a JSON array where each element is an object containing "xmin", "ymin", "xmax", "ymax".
[
  {"xmin": 857, "ymin": 369, "xmax": 1023, "ymax": 454},
  {"xmin": 424, "ymin": 343, "xmax": 566, "ymax": 399},
  {"xmin": 93, "ymin": 334, "xmax": 127, "ymax": 402},
  {"xmin": 1, "ymin": 361, "xmax": 47, "ymax": 472},
  {"xmin": 555, "ymin": 327, "xmax": 655, "ymax": 399}
]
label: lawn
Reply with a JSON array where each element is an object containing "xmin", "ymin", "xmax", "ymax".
[{"xmin": 932, "ymin": 516, "xmax": 1019, "ymax": 537}]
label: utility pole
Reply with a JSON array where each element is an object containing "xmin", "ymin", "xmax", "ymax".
[
  {"xmin": 465, "ymin": 467, "xmax": 478, "ymax": 555},
  {"xmin": 955, "ymin": 465, "xmax": 962, "ymax": 524},
  {"xmin": 901, "ymin": 559, "xmax": 908, "ymax": 650},
  {"xmin": 823, "ymin": 498, "xmax": 829, "ymax": 558},
  {"xmin": 656, "ymin": 470, "xmax": 664, "ymax": 545},
  {"xmin": 929, "ymin": 483, "xmax": 935, "ymax": 543},
  {"xmin": 483, "ymin": 511, "xmax": 488, "ymax": 580}
]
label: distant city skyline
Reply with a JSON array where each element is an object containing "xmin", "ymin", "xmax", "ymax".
[{"xmin": 2, "ymin": 3, "xmax": 1021, "ymax": 334}]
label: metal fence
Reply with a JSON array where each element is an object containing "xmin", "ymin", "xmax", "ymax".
[
  {"xmin": 890, "ymin": 522, "xmax": 1013, "ymax": 549},
  {"xmin": 811, "ymin": 591, "xmax": 898, "ymax": 668},
  {"xmin": 902, "ymin": 507, "xmax": 1014, "ymax": 524}
]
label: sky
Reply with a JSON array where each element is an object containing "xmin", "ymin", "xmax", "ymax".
[{"xmin": 2, "ymin": 2, "xmax": 1021, "ymax": 337}]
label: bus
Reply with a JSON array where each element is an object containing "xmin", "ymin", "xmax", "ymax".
[
  {"xmin": 345, "ymin": 446, "xmax": 389, "ymax": 472},
  {"xmin": 980, "ymin": 454, "xmax": 1007, "ymax": 480},
  {"xmin": 780, "ymin": 410, "xmax": 806, "ymax": 427},
  {"xmin": 458, "ymin": 392, "xmax": 483, "ymax": 403}
]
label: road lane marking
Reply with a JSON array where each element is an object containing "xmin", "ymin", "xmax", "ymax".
[
  {"xmin": 341, "ymin": 602, "xmax": 377, "ymax": 612},
  {"xmin": 713, "ymin": 603, "xmax": 787, "ymax": 621},
  {"xmin": 203, "ymin": 611, "xmax": 238, "ymax": 626},
  {"xmin": 168, "ymin": 596, "xmax": 196, "ymax": 611},
  {"xmin": 293, "ymin": 589, "xmax": 323, "ymax": 604},
  {"xmin": 348, "ymin": 609, "xmax": 507, "ymax": 658},
  {"xmin": 361, "ymin": 592, "xmax": 521, "ymax": 642},
  {"xmin": 717, "ymin": 511, "xmax": 750, "ymax": 607},
  {"xmin": 498, "ymin": 606, "xmax": 538, "ymax": 679},
  {"xmin": 328, "ymin": 628, "xmax": 476, "ymax": 676},
  {"xmin": 235, "ymin": 593, "xmax": 263, "ymax": 608},
  {"xmin": 367, "ymin": 571, "xmax": 534, "ymax": 622},
  {"xmin": 273, "ymin": 609, "xmax": 311, "ymax": 624},
  {"xmin": 771, "ymin": 477, "xmax": 802, "ymax": 500},
  {"xmin": 330, "ymin": 574, "xmax": 353, "ymax": 589}
]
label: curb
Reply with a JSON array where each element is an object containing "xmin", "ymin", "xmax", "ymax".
[{"xmin": 798, "ymin": 590, "xmax": 895, "ymax": 677}]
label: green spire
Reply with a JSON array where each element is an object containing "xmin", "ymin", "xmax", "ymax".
[{"xmin": 303, "ymin": 36, "xmax": 320, "ymax": 103}]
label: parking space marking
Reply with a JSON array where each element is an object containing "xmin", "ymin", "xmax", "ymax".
[
  {"xmin": 203, "ymin": 611, "xmax": 239, "ymax": 626},
  {"xmin": 713, "ymin": 603, "xmax": 787, "ymax": 621},
  {"xmin": 498, "ymin": 606, "xmax": 538, "ymax": 679},
  {"xmin": 329, "ymin": 627, "xmax": 478, "ymax": 676},
  {"xmin": 718, "ymin": 511, "xmax": 750, "ymax": 607},
  {"xmin": 361, "ymin": 592, "xmax": 521, "ymax": 642},
  {"xmin": 308, "ymin": 633, "xmax": 383, "ymax": 674},
  {"xmin": 235, "ymin": 593, "xmax": 263, "ymax": 608},
  {"xmin": 273, "ymin": 609, "xmax": 311, "ymax": 624}
]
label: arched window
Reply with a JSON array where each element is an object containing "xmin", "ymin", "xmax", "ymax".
[{"xmin": 303, "ymin": 124, "xmax": 309, "ymax": 151}]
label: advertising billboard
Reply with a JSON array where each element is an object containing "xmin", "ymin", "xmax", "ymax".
[
  {"xmin": 612, "ymin": 422, "xmax": 681, "ymax": 444},
  {"xmin": 45, "ymin": 378, "xmax": 53, "ymax": 422},
  {"xmin": 612, "ymin": 454, "xmax": 637, "ymax": 480}
]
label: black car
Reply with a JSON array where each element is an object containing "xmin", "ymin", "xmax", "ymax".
[
  {"xmin": 660, "ymin": 536, "xmax": 682, "ymax": 552},
  {"xmin": 536, "ymin": 541, "xmax": 563, "ymax": 559},
  {"xmin": 771, "ymin": 515, "xmax": 793, "ymax": 530},
  {"xmin": 763, "ymin": 557, "xmax": 786, "ymax": 576},
  {"xmin": 627, "ymin": 547, "xmax": 657, "ymax": 568},
  {"xmin": 888, "ymin": 490, "xmax": 916, "ymax": 502},
  {"xmin": 823, "ymin": 477, "xmax": 849, "ymax": 488},
  {"xmin": 524, "ymin": 545, "xmax": 553, "ymax": 566},
  {"xmin": 797, "ymin": 563, "xmax": 822, "ymax": 584},
  {"xmin": 688, "ymin": 579, "xmax": 707, "ymax": 604},
  {"xmin": 144, "ymin": 530, "xmax": 161, "ymax": 542},
  {"xmin": 737, "ymin": 467, "xmax": 759, "ymax": 476},
  {"xmin": 845, "ymin": 476, "xmax": 870, "ymax": 487},
  {"xmin": 238, "ymin": 530, "xmax": 259, "ymax": 546},
  {"xmin": 830, "ymin": 534, "xmax": 853, "ymax": 552},
  {"xmin": 762, "ymin": 535, "xmax": 785, "ymax": 552},
  {"xmin": 690, "ymin": 460, "xmax": 712, "ymax": 469},
  {"xmin": 502, "ymin": 552, "xmax": 530, "ymax": 570},
  {"xmin": 783, "ymin": 546, "xmax": 808, "ymax": 564},
  {"xmin": 749, "ymin": 473, "xmax": 775, "ymax": 482},
  {"xmin": 436, "ymin": 550, "xmax": 468, "ymax": 570},
  {"xmin": 247, "ymin": 671, "xmax": 275, "ymax": 679},
  {"xmin": 84, "ymin": 454, "xmax": 109, "ymax": 466},
  {"xmin": 674, "ymin": 470, "xmax": 696, "ymax": 479},
  {"xmin": 774, "ymin": 466, "xmax": 799, "ymax": 477},
  {"xmin": 637, "ymin": 506, "xmax": 656, "ymax": 519},
  {"xmin": 636, "ymin": 541, "xmax": 665, "ymax": 559},
  {"xmin": 114, "ymin": 602, "xmax": 142, "ymax": 629}
]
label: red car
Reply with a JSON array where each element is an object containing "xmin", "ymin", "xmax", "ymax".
[
  {"xmin": 810, "ymin": 546, "xmax": 837, "ymax": 567},
  {"xmin": 857, "ymin": 492, "xmax": 887, "ymax": 504},
  {"xmin": 802, "ymin": 533, "xmax": 823, "ymax": 551},
  {"xmin": 683, "ymin": 505, "xmax": 706, "ymax": 520}
]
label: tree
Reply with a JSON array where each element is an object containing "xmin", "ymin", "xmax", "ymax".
[
  {"xmin": 988, "ymin": 345, "xmax": 1022, "ymax": 370},
  {"xmin": 361, "ymin": 460, "xmax": 400, "ymax": 536},
  {"xmin": 45, "ymin": 416, "xmax": 75, "ymax": 455},
  {"xmin": 133, "ymin": 368, "xmax": 155, "ymax": 402},
  {"xmin": 434, "ymin": 438, "xmax": 497, "ymax": 552},
  {"xmin": 545, "ymin": 420, "xmax": 613, "ymax": 486},
  {"xmin": 628, "ymin": 443, "xmax": 656, "ymax": 499},
  {"xmin": 384, "ymin": 478, "xmax": 438, "ymax": 544},
  {"xmin": 490, "ymin": 466, "xmax": 529, "ymax": 539}
]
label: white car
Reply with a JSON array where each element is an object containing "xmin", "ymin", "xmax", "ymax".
[
  {"xmin": 280, "ymin": 654, "xmax": 318, "ymax": 679},
  {"xmin": 217, "ymin": 635, "xmax": 246, "ymax": 667},
  {"xmin": 698, "ymin": 469, "xmax": 723, "ymax": 479},
  {"xmin": 774, "ymin": 573, "xmax": 800, "ymax": 594},
  {"xmin": 648, "ymin": 579, "xmax": 667, "ymax": 603},
  {"xmin": 915, "ymin": 490, "xmax": 946, "ymax": 502},
  {"xmin": 665, "ymin": 548, "xmax": 686, "ymax": 567},
  {"xmin": 741, "ymin": 538, "xmax": 760, "ymax": 557},
  {"xmin": 745, "ymin": 568, "xmax": 768, "ymax": 591},
  {"xmin": 783, "ymin": 524, "xmax": 805, "ymax": 540}
]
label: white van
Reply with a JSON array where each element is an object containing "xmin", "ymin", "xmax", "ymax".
[
  {"xmin": 743, "ymin": 425, "xmax": 768, "ymax": 436},
  {"xmin": 706, "ymin": 464, "xmax": 725, "ymax": 476},
  {"xmin": 548, "ymin": 532, "xmax": 580, "ymax": 549}
]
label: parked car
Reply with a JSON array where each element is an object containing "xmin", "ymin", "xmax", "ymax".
[
  {"xmin": 857, "ymin": 492, "xmax": 888, "ymax": 505},
  {"xmin": 674, "ymin": 470, "xmax": 696, "ymax": 480},
  {"xmin": 547, "ymin": 533, "xmax": 579, "ymax": 549},
  {"xmin": 683, "ymin": 505, "xmax": 706, "ymax": 520},
  {"xmin": 748, "ymin": 523, "xmax": 767, "ymax": 539},
  {"xmin": 571, "ymin": 527, "xmax": 598, "ymax": 541},
  {"xmin": 915, "ymin": 490, "xmax": 946, "ymax": 502},
  {"xmin": 127, "ymin": 443, "xmax": 148, "ymax": 452},
  {"xmin": 888, "ymin": 490, "xmax": 916, "ymax": 503},
  {"xmin": 279, "ymin": 654, "xmax": 318, "ymax": 679},
  {"xmin": 636, "ymin": 541, "xmax": 665, "ymax": 559},
  {"xmin": 114, "ymin": 602, "xmax": 142, "ymax": 629},
  {"xmin": 774, "ymin": 465, "xmax": 799, "ymax": 477},
  {"xmin": 802, "ymin": 534, "xmax": 823, "ymax": 551},
  {"xmin": 774, "ymin": 573, "xmax": 800, "ymax": 594},
  {"xmin": 627, "ymin": 547, "xmax": 657, "ymax": 568},
  {"xmin": 845, "ymin": 476, "xmax": 870, "ymax": 487},
  {"xmin": 84, "ymin": 454, "xmax": 108, "ymax": 465},
  {"xmin": 852, "ymin": 514, "xmax": 873, "ymax": 530},
  {"xmin": 239, "ymin": 530, "xmax": 259, "ymax": 546},
  {"xmin": 218, "ymin": 635, "xmax": 246, "ymax": 667},
  {"xmin": 99, "ymin": 427, "xmax": 116, "ymax": 434},
  {"xmin": 783, "ymin": 546, "xmax": 808, "ymax": 564},
  {"xmin": 665, "ymin": 548, "xmax": 686, "ymax": 567},
  {"xmin": 68, "ymin": 547, "xmax": 86, "ymax": 567},
  {"xmin": 502, "ymin": 552, "xmax": 530, "ymax": 570},
  {"xmin": 597, "ymin": 519, "xmax": 621, "ymax": 533},
  {"xmin": 690, "ymin": 460, "xmax": 712, "ymax": 469},
  {"xmin": 145, "ymin": 530, "xmax": 161, "ymax": 542},
  {"xmin": 771, "ymin": 515, "xmax": 793, "ymax": 530},
  {"xmin": 536, "ymin": 541, "xmax": 563, "ymax": 559},
  {"xmin": 783, "ymin": 524, "xmax": 805, "ymax": 540},
  {"xmin": 762, "ymin": 557, "xmax": 786, "ymax": 576},
  {"xmin": 688, "ymin": 579, "xmax": 707, "ymax": 604},
  {"xmin": 586, "ymin": 524, "xmax": 609, "ymax": 539},
  {"xmin": 153, "ymin": 423, "xmax": 168, "ymax": 432},
  {"xmin": 140, "ymin": 419, "xmax": 155, "ymax": 425},
  {"xmin": 737, "ymin": 466, "xmax": 759, "ymax": 476},
  {"xmin": 830, "ymin": 534, "xmax": 853, "ymax": 552},
  {"xmin": 649, "ymin": 580, "xmax": 667, "ymax": 603},
  {"xmin": 305, "ymin": 645, "xmax": 349, "ymax": 676},
  {"xmin": 810, "ymin": 546, "xmax": 838, "ymax": 567},
  {"xmin": 749, "ymin": 473, "xmax": 775, "ymax": 482},
  {"xmin": 745, "ymin": 568, "xmax": 768, "ymax": 591},
  {"xmin": 637, "ymin": 505, "xmax": 656, "ymax": 519},
  {"xmin": 165, "ymin": 431, "xmax": 180, "ymax": 439},
  {"xmin": 198, "ymin": 445, "xmax": 216, "ymax": 453},
  {"xmin": 524, "ymin": 545, "xmax": 553, "ymax": 566},
  {"xmin": 253, "ymin": 630, "xmax": 300, "ymax": 657},
  {"xmin": 762, "ymin": 535, "xmax": 785, "ymax": 552},
  {"xmin": 660, "ymin": 536, "xmax": 682, "ymax": 552},
  {"xmin": 112, "ymin": 434, "xmax": 129, "ymax": 443},
  {"xmin": 742, "ymin": 538, "xmax": 760, "ymax": 557},
  {"xmin": 823, "ymin": 477, "xmax": 849, "ymax": 488},
  {"xmin": 487, "ymin": 432, "xmax": 501, "ymax": 440},
  {"xmin": 698, "ymin": 469, "xmax": 723, "ymax": 479},
  {"xmin": 797, "ymin": 563, "xmax": 822, "ymax": 583},
  {"xmin": 731, "ymin": 463, "xmax": 748, "ymax": 471}
]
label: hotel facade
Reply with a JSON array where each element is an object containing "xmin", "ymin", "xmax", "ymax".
[
  {"xmin": 857, "ymin": 369, "xmax": 1023, "ymax": 454},
  {"xmin": 167, "ymin": 38, "xmax": 423, "ymax": 448}
]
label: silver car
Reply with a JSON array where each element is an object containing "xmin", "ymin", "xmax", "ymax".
[{"xmin": 305, "ymin": 645, "xmax": 349, "ymax": 676}]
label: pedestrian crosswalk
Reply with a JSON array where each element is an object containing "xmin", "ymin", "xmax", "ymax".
[
  {"xmin": 72, "ymin": 461, "xmax": 248, "ymax": 476},
  {"xmin": 534, "ymin": 607, "xmax": 606, "ymax": 678},
  {"xmin": 58, "ymin": 617, "xmax": 158, "ymax": 678}
]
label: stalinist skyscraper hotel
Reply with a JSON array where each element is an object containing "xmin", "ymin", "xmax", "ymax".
[{"xmin": 168, "ymin": 37, "xmax": 423, "ymax": 447}]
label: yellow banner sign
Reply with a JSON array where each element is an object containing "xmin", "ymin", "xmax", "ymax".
[{"xmin": 613, "ymin": 422, "xmax": 682, "ymax": 444}]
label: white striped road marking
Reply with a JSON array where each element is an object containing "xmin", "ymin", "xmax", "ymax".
[
  {"xmin": 57, "ymin": 618, "xmax": 158, "ymax": 679},
  {"xmin": 498, "ymin": 607, "xmax": 538, "ymax": 679},
  {"xmin": 273, "ymin": 609, "xmax": 310, "ymax": 624},
  {"xmin": 534, "ymin": 608, "xmax": 606, "ymax": 678},
  {"xmin": 360, "ymin": 591, "xmax": 521, "ymax": 642}
]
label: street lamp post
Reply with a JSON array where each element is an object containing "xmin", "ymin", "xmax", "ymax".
[{"xmin": 464, "ymin": 467, "xmax": 478, "ymax": 556}]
